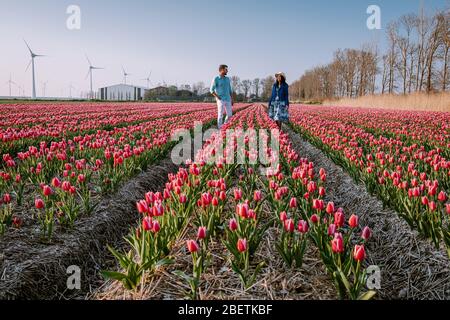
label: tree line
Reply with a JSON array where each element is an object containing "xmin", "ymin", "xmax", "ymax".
[{"xmin": 290, "ymin": 8, "xmax": 449, "ymax": 101}]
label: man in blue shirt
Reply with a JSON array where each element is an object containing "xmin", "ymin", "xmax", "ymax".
[{"xmin": 210, "ymin": 64, "xmax": 234, "ymax": 129}]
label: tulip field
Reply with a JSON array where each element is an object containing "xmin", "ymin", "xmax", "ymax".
[{"xmin": 1, "ymin": 102, "xmax": 449, "ymax": 300}]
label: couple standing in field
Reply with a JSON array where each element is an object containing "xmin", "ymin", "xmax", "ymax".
[{"xmin": 210, "ymin": 64, "xmax": 290, "ymax": 130}]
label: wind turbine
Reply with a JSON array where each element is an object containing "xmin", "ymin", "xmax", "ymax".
[
  {"xmin": 85, "ymin": 55, "xmax": 103, "ymax": 99},
  {"xmin": 5, "ymin": 74, "xmax": 16, "ymax": 97},
  {"xmin": 141, "ymin": 71, "xmax": 152, "ymax": 88},
  {"xmin": 68, "ymin": 83, "xmax": 76, "ymax": 98},
  {"xmin": 41, "ymin": 80, "xmax": 48, "ymax": 97},
  {"xmin": 122, "ymin": 66, "xmax": 131, "ymax": 85},
  {"xmin": 24, "ymin": 40, "xmax": 45, "ymax": 99}
]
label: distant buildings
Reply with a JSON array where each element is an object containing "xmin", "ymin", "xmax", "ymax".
[{"xmin": 98, "ymin": 84, "xmax": 148, "ymax": 101}]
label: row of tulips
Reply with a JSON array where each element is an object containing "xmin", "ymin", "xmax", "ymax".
[
  {"xmin": 0, "ymin": 104, "xmax": 249, "ymax": 240},
  {"xmin": 289, "ymin": 105, "xmax": 450, "ymax": 257},
  {"xmin": 105, "ymin": 104, "xmax": 375, "ymax": 300}
]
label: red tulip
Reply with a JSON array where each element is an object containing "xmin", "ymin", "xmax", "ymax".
[
  {"xmin": 318, "ymin": 187, "xmax": 325, "ymax": 197},
  {"xmin": 219, "ymin": 191, "xmax": 226, "ymax": 201},
  {"xmin": 334, "ymin": 210, "xmax": 345, "ymax": 227},
  {"xmin": 421, "ymin": 196, "xmax": 429, "ymax": 206},
  {"xmin": 212, "ymin": 197, "xmax": 219, "ymax": 206},
  {"xmin": 289, "ymin": 197, "xmax": 297, "ymax": 208},
  {"xmin": 152, "ymin": 220, "xmax": 160, "ymax": 233},
  {"xmin": 78, "ymin": 174, "xmax": 86, "ymax": 183},
  {"xmin": 142, "ymin": 216, "xmax": 153, "ymax": 231},
  {"xmin": 326, "ymin": 202, "xmax": 335, "ymax": 214},
  {"xmin": 136, "ymin": 200, "xmax": 149, "ymax": 214},
  {"xmin": 437, "ymin": 191, "xmax": 448, "ymax": 202},
  {"xmin": 229, "ymin": 218, "xmax": 238, "ymax": 231},
  {"xmin": 187, "ymin": 240, "xmax": 199, "ymax": 253},
  {"xmin": 429, "ymin": 201, "xmax": 437, "ymax": 211},
  {"xmin": 236, "ymin": 203, "xmax": 249, "ymax": 219},
  {"xmin": 331, "ymin": 233, "xmax": 344, "ymax": 253},
  {"xmin": 237, "ymin": 238, "xmax": 247, "ymax": 253},
  {"xmin": 51, "ymin": 177, "xmax": 61, "ymax": 188},
  {"xmin": 3, "ymin": 193, "xmax": 11, "ymax": 204},
  {"xmin": 297, "ymin": 220, "xmax": 309, "ymax": 233},
  {"xmin": 35, "ymin": 198, "xmax": 45, "ymax": 209},
  {"xmin": 197, "ymin": 226, "xmax": 207, "ymax": 239},
  {"xmin": 328, "ymin": 223, "xmax": 336, "ymax": 236},
  {"xmin": 179, "ymin": 194, "xmax": 187, "ymax": 204},
  {"xmin": 446, "ymin": 203, "xmax": 450, "ymax": 215},
  {"xmin": 348, "ymin": 214, "xmax": 359, "ymax": 228},
  {"xmin": 254, "ymin": 190, "xmax": 262, "ymax": 202},
  {"xmin": 43, "ymin": 185, "xmax": 53, "ymax": 197},
  {"xmin": 284, "ymin": 219, "xmax": 295, "ymax": 233},
  {"xmin": 310, "ymin": 214, "xmax": 319, "ymax": 224},
  {"xmin": 353, "ymin": 245, "xmax": 366, "ymax": 262},
  {"xmin": 361, "ymin": 226, "xmax": 372, "ymax": 240},
  {"xmin": 280, "ymin": 211, "xmax": 287, "ymax": 222},
  {"xmin": 234, "ymin": 188, "xmax": 242, "ymax": 201}
]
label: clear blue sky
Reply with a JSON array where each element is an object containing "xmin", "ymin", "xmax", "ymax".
[{"xmin": 0, "ymin": 0, "xmax": 447, "ymax": 97}]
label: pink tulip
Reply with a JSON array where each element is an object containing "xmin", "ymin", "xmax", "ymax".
[
  {"xmin": 289, "ymin": 197, "xmax": 297, "ymax": 208},
  {"xmin": 331, "ymin": 233, "xmax": 344, "ymax": 253},
  {"xmin": 254, "ymin": 190, "xmax": 262, "ymax": 202},
  {"xmin": 284, "ymin": 219, "xmax": 295, "ymax": 233},
  {"xmin": 229, "ymin": 218, "xmax": 238, "ymax": 231},
  {"xmin": 326, "ymin": 202, "xmax": 335, "ymax": 214},
  {"xmin": 35, "ymin": 198, "xmax": 45, "ymax": 209},
  {"xmin": 197, "ymin": 226, "xmax": 207, "ymax": 239},
  {"xmin": 361, "ymin": 226, "xmax": 372, "ymax": 240},
  {"xmin": 437, "ymin": 191, "xmax": 448, "ymax": 203},
  {"xmin": 297, "ymin": 220, "xmax": 309, "ymax": 233},
  {"xmin": 348, "ymin": 214, "xmax": 359, "ymax": 228},
  {"xmin": 187, "ymin": 240, "xmax": 199, "ymax": 253},
  {"xmin": 237, "ymin": 238, "xmax": 247, "ymax": 253},
  {"xmin": 353, "ymin": 245, "xmax": 366, "ymax": 262}
]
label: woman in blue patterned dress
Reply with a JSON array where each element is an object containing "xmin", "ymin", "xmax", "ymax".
[{"xmin": 268, "ymin": 72, "xmax": 290, "ymax": 130}]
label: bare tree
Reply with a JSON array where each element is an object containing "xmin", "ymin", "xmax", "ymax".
[
  {"xmin": 231, "ymin": 76, "xmax": 241, "ymax": 94},
  {"xmin": 241, "ymin": 80, "xmax": 251, "ymax": 100},
  {"xmin": 252, "ymin": 78, "xmax": 261, "ymax": 99}
]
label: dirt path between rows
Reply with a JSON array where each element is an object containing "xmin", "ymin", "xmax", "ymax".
[
  {"xmin": 285, "ymin": 125, "xmax": 450, "ymax": 300},
  {"xmin": 0, "ymin": 156, "xmax": 179, "ymax": 300}
]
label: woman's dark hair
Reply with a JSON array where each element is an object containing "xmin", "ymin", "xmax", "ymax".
[{"xmin": 275, "ymin": 75, "xmax": 286, "ymax": 85}]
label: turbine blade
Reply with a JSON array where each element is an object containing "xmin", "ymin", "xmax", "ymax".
[
  {"xmin": 25, "ymin": 60, "xmax": 32, "ymax": 72},
  {"xmin": 23, "ymin": 39, "xmax": 33, "ymax": 54},
  {"xmin": 85, "ymin": 54, "xmax": 92, "ymax": 66}
]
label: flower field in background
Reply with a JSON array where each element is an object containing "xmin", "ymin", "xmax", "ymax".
[{"xmin": 290, "ymin": 105, "xmax": 450, "ymax": 257}]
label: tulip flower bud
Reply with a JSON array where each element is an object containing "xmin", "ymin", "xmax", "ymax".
[
  {"xmin": 289, "ymin": 197, "xmax": 297, "ymax": 208},
  {"xmin": 152, "ymin": 220, "xmax": 160, "ymax": 233},
  {"xmin": 35, "ymin": 198, "xmax": 45, "ymax": 209},
  {"xmin": 197, "ymin": 226, "xmax": 207, "ymax": 239},
  {"xmin": 328, "ymin": 223, "xmax": 336, "ymax": 236},
  {"xmin": 3, "ymin": 193, "xmax": 11, "ymax": 204},
  {"xmin": 446, "ymin": 203, "xmax": 450, "ymax": 215},
  {"xmin": 142, "ymin": 216, "xmax": 153, "ymax": 231},
  {"xmin": 348, "ymin": 214, "xmax": 359, "ymax": 228},
  {"xmin": 43, "ymin": 185, "xmax": 53, "ymax": 197},
  {"xmin": 179, "ymin": 194, "xmax": 187, "ymax": 204},
  {"xmin": 331, "ymin": 233, "xmax": 344, "ymax": 253},
  {"xmin": 229, "ymin": 218, "xmax": 238, "ymax": 231},
  {"xmin": 326, "ymin": 202, "xmax": 335, "ymax": 214},
  {"xmin": 318, "ymin": 187, "xmax": 325, "ymax": 197},
  {"xmin": 51, "ymin": 177, "xmax": 61, "ymax": 188},
  {"xmin": 284, "ymin": 219, "xmax": 295, "ymax": 233},
  {"xmin": 236, "ymin": 203, "xmax": 249, "ymax": 219},
  {"xmin": 310, "ymin": 214, "xmax": 319, "ymax": 224},
  {"xmin": 254, "ymin": 190, "xmax": 262, "ymax": 202},
  {"xmin": 353, "ymin": 245, "xmax": 366, "ymax": 262},
  {"xmin": 234, "ymin": 188, "xmax": 242, "ymax": 201},
  {"xmin": 280, "ymin": 211, "xmax": 287, "ymax": 222},
  {"xmin": 429, "ymin": 201, "xmax": 437, "ymax": 211},
  {"xmin": 136, "ymin": 200, "xmax": 149, "ymax": 214},
  {"xmin": 212, "ymin": 197, "xmax": 219, "ymax": 207},
  {"xmin": 237, "ymin": 238, "xmax": 247, "ymax": 253},
  {"xmin": 361, "ymin": 226, "xmax": 372, "ymax": 240},
  {"xmin": 437, "ymin": 191, "xmax": 448, "ymax": 203},
  {"xmin": 186, "ymin": 240, "xmax": 199, "ymax": 253},
  {"xmin": 297, "ymin": 220, "xmax": 309, "ymax": 233},
  {"xmin": 421, "ymin": 196, "xmax": 429, "ymax": 206}
]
